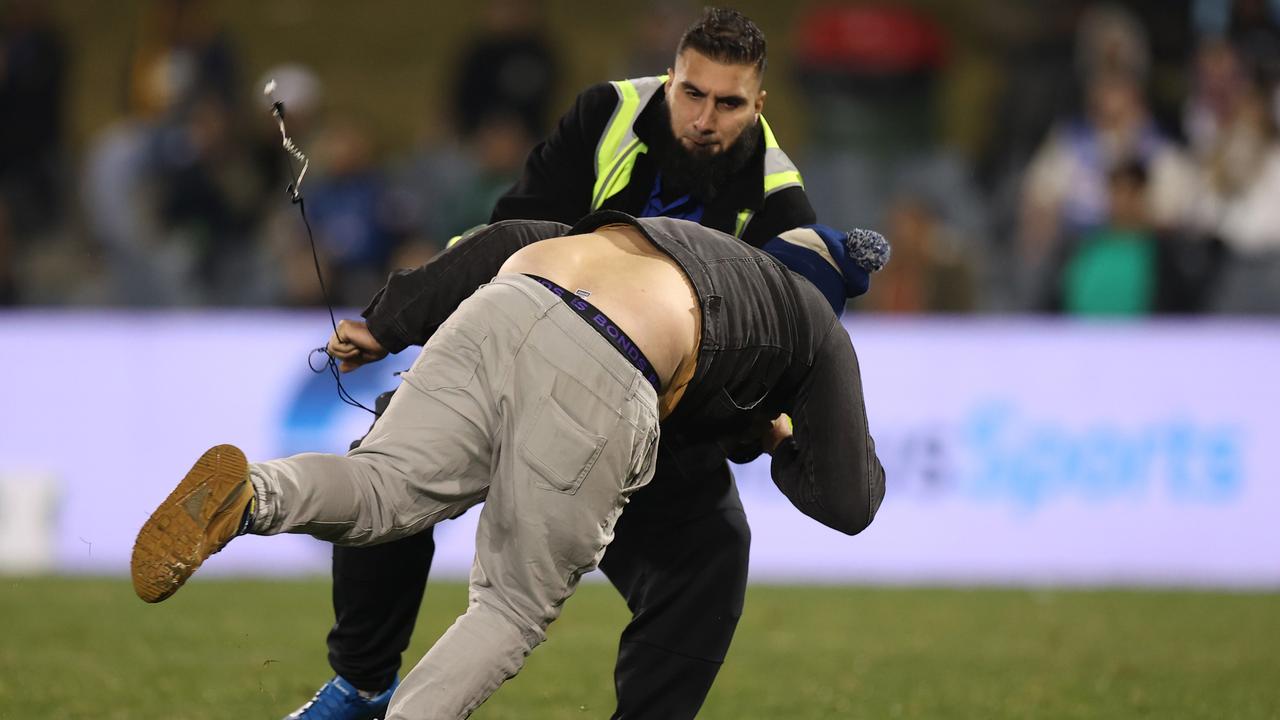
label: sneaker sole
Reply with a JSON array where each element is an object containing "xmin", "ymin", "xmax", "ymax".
[{"xmin": 131, "ymin": 444, "xmax": 251, "ymax": 603}]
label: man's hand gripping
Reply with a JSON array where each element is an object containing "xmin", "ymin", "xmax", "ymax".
[{"xmin": 327, "ymin": 319, "xmax": 388, "ymax": 373}]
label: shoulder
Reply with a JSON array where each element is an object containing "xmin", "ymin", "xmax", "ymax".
[
  {"xmin": 571, "ymin": 82, "xmax": 623, "ymax": 120},
  {"xmin": 578, "ymin": 76, "xmax": 670, "ymax": 113}
]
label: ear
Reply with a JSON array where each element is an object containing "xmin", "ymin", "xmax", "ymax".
[{"xmin": 755, "ymin": 89, "xmax": 767, "ymax": 115}]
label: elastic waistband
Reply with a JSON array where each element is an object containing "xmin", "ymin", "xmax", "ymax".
[{"xmin": 522, "ymin": 274, "xmax": 662, "ymax": 392}]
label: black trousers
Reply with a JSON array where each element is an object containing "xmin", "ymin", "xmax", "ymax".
[{"xmin": 329, "ymin": 394, "xmax": 751, "ymax": 719}]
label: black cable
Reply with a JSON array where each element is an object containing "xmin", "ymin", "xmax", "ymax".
[
  {"xmin": 266, "ymin": 81, "xmax": 375, "ymax": 416},
  {"xmin": 289, "ymin": 178, "xmax": 376, "ymax": 416}
]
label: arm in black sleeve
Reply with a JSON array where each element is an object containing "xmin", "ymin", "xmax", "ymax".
[
  {"xmin": 740, "ymin": 185, "xmax": 818, "ymax": 248},
  {"xmin": 489, "ymin": 83, "xmax": 618, "ymax": 224},
  {"xmin": 770, "ymin": 315, "xmax": 885, "ymax": 535},
  {"xmin": 361, "ymin": 219, "xmax": 571, "ymax": 353}
]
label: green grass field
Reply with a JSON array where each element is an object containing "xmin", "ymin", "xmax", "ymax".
[{"xmin": 1, "ymin": 578, "xmax": 1277, "ymax": 719}]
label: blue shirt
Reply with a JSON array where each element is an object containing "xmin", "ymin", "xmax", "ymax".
[{"xmin": 640, "ymin": 173, "xmax": 704, "ymax": 223}]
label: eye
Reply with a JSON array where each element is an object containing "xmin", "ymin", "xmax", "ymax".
[
  {"xmin": 686, "ymin": 89, "xmax": 704, "ymax": 99},
  {"xmin": 718, "ymin": 100, "xmax": 743, "ymax": 110}
]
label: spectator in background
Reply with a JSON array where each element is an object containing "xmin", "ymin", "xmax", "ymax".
[
  {"xmin": 971, "ymin": 0, "xmax": 1086, "ymax": 310},
  {"xmin": 381, "ymin": 0, "xmax": 552, "ymax": 270},
  {"xmin": 0, "ymin": 0, "xmax": 77, "ymax": 305},
  {"xmin": 1185, "ymin": 38, "xmax": 1280, "ymax": 256},
  {"xmin": 452, "ymin": 0, "xmax": 559, "ymax": 140},
  {"xmin": 386, "ymin": 71, "xmax": 537, "ymax": 257},
  {"xmin": 1017, "ymin": 4, "xmax": 1198, "ymax": 310},
  {"xmin": 1074, "ymin": 1, "xmax": 1153, "ymax": 90},
  {"xmin": 82, "ymin": 0, "xmax": 258, "ymax": 306},
  {"xmin": 294, "ymin": 117, "xmax": 399, "ymax": 307},
  {"xmin": 132, "ymin": 0, "xmax": 268, "ymax": 305},
  {"xmin": 81, "ymin": 110, "xmax": 165, "ymax": 305},
  {"xmin": 1195, "ymin": 0, "xmax": 1280, "ymax": 85},
  {"xmin": 381, "ymin": 120, "xmax": 474, "ymax": 260},
  {"xmin": 127, "ymin": 0, "xmax": 238, "ymax": 120},
  {"xmin": 1053, "ymin": 159, "xmax": 1162, "ymax": 315},
  {"xmin": 0, "ymin": 0, "xmax": 68, "ymax": 239},
  {"xmin": 1073, "ymin": 0, "xmax": 1199, "ymax": 132},
  {"xmin": 152, "ymin": 89, "xmax": 273, "ymax": 305},
  {"xmin": 1042, "ymin": 157, "xmax": 1223, "ymax": 316},
  {"xmin": 793, "ymin": 3, "xmax": 990, "ymax": 311},
  {"xmin": 974, "ymin": 0, "xmax": 1084, "ymax": 195},
  {"xmin": 1183, "ymin": 38, "xmax": 1280, "ymax": 311},
  {"xmin": 436, "ymin": 112, "xmax": 535, "ymax": 233},
  {"xmin": 1185, "ymin": 38, "xmax": 1257, "ymax": 172},
  {"xmin": 386, "ymin": 107, "xmax": 535, "ymax": 262},
  {"xmin": 1019, "ymin": 67, "xmax": 1195, "ymax": 246},
  {"xmin": 859, "ymin": 193, "xmax": 978, "ymax": 314}
]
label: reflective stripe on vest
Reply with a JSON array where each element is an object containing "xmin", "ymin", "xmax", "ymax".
[
  {"xmin": 740, "ymin": 115, "xmax": 804, "ymax": 239},
  {"xmin": 590, "ymin": 75, "xmax": 804, "ymax": 239},
  {"xmin": 592, "ymin": 76, "xmax": 667, "ymax": 212},
  {"xmin": 760, "ymin": 116, "xmax": 802, "ymax": 195}
]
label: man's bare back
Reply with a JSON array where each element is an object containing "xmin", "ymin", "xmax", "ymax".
[
  {"xmin": 498, "ymin": 224, "xmax": 700, "ymax": 418},
  {"xmin": 330, "ymin": 224, "xmax": 701, "ymax": 419}
]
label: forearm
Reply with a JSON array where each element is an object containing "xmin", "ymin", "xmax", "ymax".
[
  {"xmin": 770, "ymin": 320, "xmax": 885, "ymax": 535},
  {"xmin": 770, "ymin": 434, "xmax": 883, "ymax": 535}
]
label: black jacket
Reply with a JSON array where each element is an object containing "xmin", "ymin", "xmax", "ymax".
[
  {"xmin": 363, "ymin": 212, "xmax": 884, "ymax": 536},
  {"xmin": 491, "ymin": 80, "xmax": 816, "ymax": 247}
]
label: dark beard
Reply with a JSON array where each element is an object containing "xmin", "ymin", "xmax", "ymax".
[{"xmin": 656, "ymin": 116, "xmax": 761, "ymax": 203}]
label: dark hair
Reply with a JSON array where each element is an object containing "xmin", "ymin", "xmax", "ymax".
[
  {"xmin": 1108, "ymin": 157, "xmax": 1149, "ymax": 188},
  {"xmin": 676, "ymin": 7, "xmax": 768, "ymax": 75}
]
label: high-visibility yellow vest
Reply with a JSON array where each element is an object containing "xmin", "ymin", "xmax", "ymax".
[{"xmin": 591, "ymin": 75, "xmax": 804, "ymax": 239}]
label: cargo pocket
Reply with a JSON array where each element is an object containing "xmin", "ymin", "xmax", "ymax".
[
  {"xmin": 522, "ymin": 395, "xmax": 608, "ymax": 495},
  {"xmin": 415, "ymin": 322, "xmax": 487, "ymax": 391}
]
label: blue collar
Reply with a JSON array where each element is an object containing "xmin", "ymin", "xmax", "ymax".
[{"xmin": 640, "ymin": 173, "xmax": 705, "ymax": 223}]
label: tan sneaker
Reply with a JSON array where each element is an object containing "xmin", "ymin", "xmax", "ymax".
[{"xmin": 131, "ymin": 444, "xmax": 255, "ymax": 603}]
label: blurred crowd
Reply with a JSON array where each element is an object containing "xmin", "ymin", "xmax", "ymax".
[{"xmin": 3, "ymin": 0, "xmax": 1280, "ymax": 316}]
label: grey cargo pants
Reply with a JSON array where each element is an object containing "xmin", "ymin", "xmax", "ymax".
[{"xmin": 249, "ymin": 274, "xmax": 661, "ymax": 718}]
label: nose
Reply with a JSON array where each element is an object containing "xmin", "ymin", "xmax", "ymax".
[{"xmin": 692, "ymin": 100, "xmax": 715, "ymax": 134}]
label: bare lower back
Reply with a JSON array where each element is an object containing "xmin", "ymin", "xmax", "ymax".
[{"xmin": 498, "ymin": 224, "xmax": 700, "ymax": 416}]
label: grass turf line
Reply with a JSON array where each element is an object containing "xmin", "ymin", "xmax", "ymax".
[{"xmin": 1, "ymin": 578, "xmax": 1277, "ymax": 719}]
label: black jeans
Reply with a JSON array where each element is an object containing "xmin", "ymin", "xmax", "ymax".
[{"xmin": 329, "ymin": 393, "xmax": 750, "ymax": 720}]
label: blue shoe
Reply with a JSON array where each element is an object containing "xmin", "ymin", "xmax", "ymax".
[{"xmin": 284, "ymin": 675, "xmax": 399, "ymax": 720}]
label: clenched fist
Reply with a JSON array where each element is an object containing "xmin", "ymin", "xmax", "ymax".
[{"xmin": 327, "ymin": 319, "xmax": 389, "ymax": 372}]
